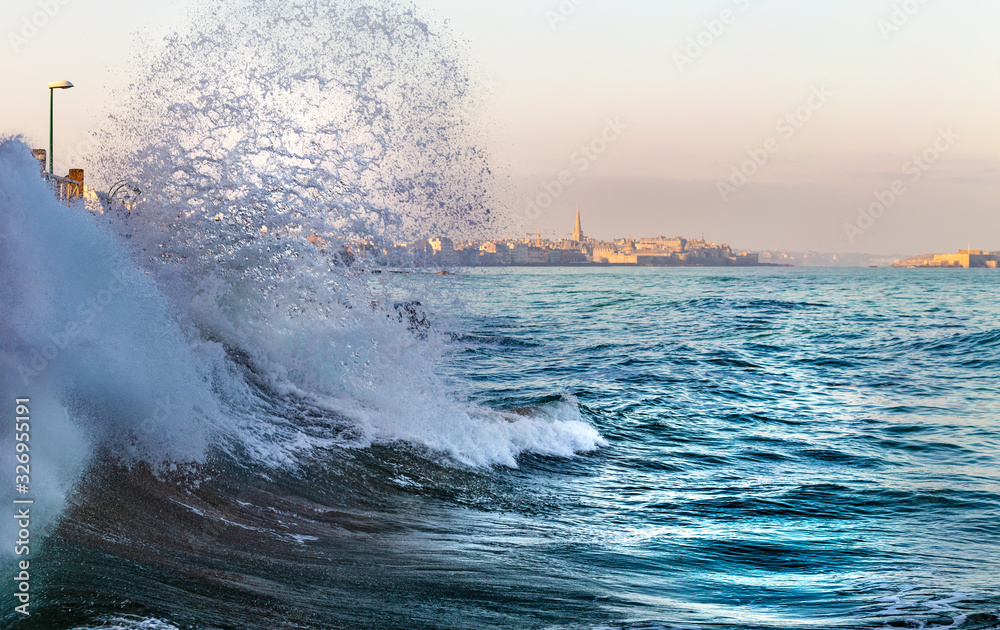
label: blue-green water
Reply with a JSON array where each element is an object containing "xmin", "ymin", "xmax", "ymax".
[
  {"xmin": 6, "ymin": 267, "xmax": 1000, "ymax": 630},
  {"xmin": 5, "ymin": 0, "xmax": 998, "ymax": 623},
  {"xmin": 431, "ymin": 267, "xmax": 1000, "ymax": 629}
]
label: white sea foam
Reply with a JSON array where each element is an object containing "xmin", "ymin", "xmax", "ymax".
[
  {"xmin": 0, "ymin": 147, "xmax": 600, "ymax": 480},
  {"xmin": 1, "ymin": 139, "xmax": 230, "ymax": 554},
  {"xmin": 69, "ymin": 616, "xmax": 182, "ymax": 630},
  {"xmin": 1, "ymin": 1, "xmax": 602, "ymax": 545}
]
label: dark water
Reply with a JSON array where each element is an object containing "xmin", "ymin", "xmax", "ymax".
[
  {"xmin": 435, "ymin": 268, "xmax": 1000, "ymax": 629},
  {"xmin": 7, "ymin": 267, "xmax": 1000, "ymax": 630}
]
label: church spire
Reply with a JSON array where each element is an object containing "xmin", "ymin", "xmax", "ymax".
[{"xmin": 573, "ymin": 205, "xmax": 583, "ymax": 242}]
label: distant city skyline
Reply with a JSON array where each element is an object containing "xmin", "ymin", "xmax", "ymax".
[
  {"xmin": 416, "ymin": 206, "xmax": 995, "ymax": 267},
  {"xmin": 2, "ymin": 0, "xmax": 998, "ymax": 254},
  {"xmin": 412, "ymin": 204, "xmax": 764, "ymax": 267}
]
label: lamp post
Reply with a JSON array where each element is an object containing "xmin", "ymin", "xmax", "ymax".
[{"xmin": 47, "ymin": 80, "xmax": 74, "ymax": 175}]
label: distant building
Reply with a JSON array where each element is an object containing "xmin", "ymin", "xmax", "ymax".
[
  {"xmin": 428, "ymin": 237, "xmax": 459, "ymax": 264},
  {"xmin": 894, "ymin": 249, "xmax": 1000, "ymax": 268},
  {"xmin": 605, "ymin": 252, "xmax": 639, "ymax": 264},
  {"xmin": 591, "ymin": 243, "xmax": 617, "ymax": 264},
  {"xmin": 637, "ymin": 237, "xmax": 686, "ymax": 253},
  {"xmin": 931, "ymin": 250, "xmax": 1000, "ymax": 268}
]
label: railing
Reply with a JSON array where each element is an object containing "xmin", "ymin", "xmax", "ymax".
[
  {"xmin": 42, "ymin": 172, "xmax": 85, "ymax": 204},
  {"xmin": 107, "ymin": 180, "xmax": 142, "ymax": 212}
]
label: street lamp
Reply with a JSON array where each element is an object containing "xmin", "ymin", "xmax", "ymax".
[{"xmin": 47, "ymin": 80, "xmax": 74, "ymax": 175}]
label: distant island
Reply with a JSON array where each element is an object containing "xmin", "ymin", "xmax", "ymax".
[
  {"xmin": 893, "ymin": 250, "xmax": 1000, "ymax": 269},
  {"xmin": 410, "ymin": 207, "xmax": 768, "ymax": 267}
]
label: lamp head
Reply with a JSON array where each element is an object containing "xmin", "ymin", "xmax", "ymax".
[{"xmin": 47, "ymin": 80, "xmax": 74, "ymax": 89}]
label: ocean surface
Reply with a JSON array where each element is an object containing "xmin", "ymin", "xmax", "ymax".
[
  {"xmin": 1, "ymin": 1, "xmax": 998, "ymax": 626},
  {"xmin": 4, "ymin": 258, "xmax": 1000, "ymax": 629}
]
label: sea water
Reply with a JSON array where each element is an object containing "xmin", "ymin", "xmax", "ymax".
[
  {"xmin": 2, "ymin": 0, "xmax": 998, "ymax": 626},
  {"xmin": 3, "ymin": 252, "xmax": 998, "ymax": 629}
]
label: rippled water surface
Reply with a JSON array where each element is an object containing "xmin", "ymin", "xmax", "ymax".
[
  {"xmin": 429, "ymin": 267, "xmax": 1000, "ymax": 629},
  {"xmin": 10, "ymin": 267, "xmax": 1000, "ymax": 630}
]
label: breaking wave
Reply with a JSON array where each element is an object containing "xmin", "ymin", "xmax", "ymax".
[{"xmin": 0, "ymin": 0, "xmax": 601, "ymax": 571}]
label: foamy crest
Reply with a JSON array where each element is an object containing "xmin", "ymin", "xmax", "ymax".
[
  {"xmin": 79, "ymin": 0, "xmax": 596, "ymax": 468},
  {"xmin": 69, "ymin": 616, "xmax": 182, "ymax": 630},
  {"xmin": 307, "ymin": 391, "xmax": 606, "ymax": 468},
  {"xmin": 0, "ymin": 138, "xmax": 235, "ymax": 553},
  {"xmin": 2, "ymin": 0, "xmax": 599, "ymax": 500},
  {"xmin": 0, "ymin": 139, "xmax": 224, "ymax": 463}
]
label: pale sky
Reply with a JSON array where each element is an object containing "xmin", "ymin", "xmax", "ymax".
[{"xmin": 3, "ymin": 0, "xmax": 999, "ymax": 254}]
